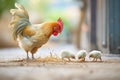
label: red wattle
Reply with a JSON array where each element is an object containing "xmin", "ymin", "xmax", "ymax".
[{"xmin": 53, "ymin": 31, "xmax": 58, "ymax": 36}]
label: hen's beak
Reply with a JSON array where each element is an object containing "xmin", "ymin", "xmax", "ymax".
[{"xmin": 59, "ymin": 31, "xmax": 62, "ymax": 35}]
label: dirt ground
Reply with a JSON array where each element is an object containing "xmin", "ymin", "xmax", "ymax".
[
  {"xmin": 0, "ymin": 47, "xmax": 120, "ymax": 80},
  {"xmin": 0, "ymin": 56, "xmax": 120, "ymax": 80}
]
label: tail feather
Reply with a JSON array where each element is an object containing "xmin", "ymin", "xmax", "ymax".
[
  {"xmin": 12, "ymin": 18, "xmax": 30, "ymax": 40},
  {"xmin": 10, "ymin": 3, "xmax": 30, "ymax": 40},
  {"xmin": 15, "ymin": 3, "xmax": 29, "ymax": 19}
]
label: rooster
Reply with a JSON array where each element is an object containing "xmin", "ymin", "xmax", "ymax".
[{"xmin": 9, "ymin": 3, "xmax": 63, "ymax": 59}]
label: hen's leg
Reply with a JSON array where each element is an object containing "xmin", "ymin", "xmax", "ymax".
[
  {"xmin": 26, "ymin": 51, "xmax": 29, "ymax": 59},
  {"xmin": 31, "ymin": 47, "xmax": 38, "ymax": 59},
  {"xmin": 32, "ymin": 54, "xmax": 34, "ymax": 59}
]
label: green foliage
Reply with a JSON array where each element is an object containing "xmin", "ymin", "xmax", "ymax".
[{"xmin": 0, "ymin": 0, "xmax": 16, "ymax": 18}]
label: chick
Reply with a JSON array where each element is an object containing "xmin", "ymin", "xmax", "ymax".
[
  {"xmin": 60, "ymin": 50, "xmax": 75, "ymax": 61},
  {"xmin": 89, "ymin": 50, "xmax": 102, "ymax": 61},
  {"xmin": 77, "ymin": 50, "xmax": 87, "ymax": 61}
]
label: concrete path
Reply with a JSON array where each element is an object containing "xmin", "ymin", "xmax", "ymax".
[{"xmin": 0, "ymin": 46, "xmax": 120, "ymax": 80}]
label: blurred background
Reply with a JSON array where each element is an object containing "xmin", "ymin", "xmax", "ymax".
[
  {"xmin": 1, "ymin": 1, "xmax": 120, "ymax": 80},
  {"xmin": 0, "ymin": 0, "xmax": 120, "ymax": 59}
]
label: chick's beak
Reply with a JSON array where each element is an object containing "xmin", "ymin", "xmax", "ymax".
[{"xmin": 89, "ymin": 56, "xmax": 91, "ymax": 60}]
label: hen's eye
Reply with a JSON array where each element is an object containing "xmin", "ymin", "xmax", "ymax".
[{"xmin": 54, "ymin": 27, "xmax": 57, "ymax": 30}]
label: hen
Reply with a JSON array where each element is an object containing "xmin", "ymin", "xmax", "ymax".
[{"xmin": 9, "ymin": 3, "xmax": 63, "ymax": 59}]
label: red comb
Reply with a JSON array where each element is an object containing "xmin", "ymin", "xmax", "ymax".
[{"xmin": 57, "ymin": 18, "xmax": 63, "ymax": 32}]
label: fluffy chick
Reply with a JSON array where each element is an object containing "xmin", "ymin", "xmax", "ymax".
[
  {"xmin": 61, "ymin": 50, "xmax": 75, "ymax": 61},
  {"xmin": 77, "ymin": 50, "xmax": 87, "ymax": 61},
  {"xmin": 89, "ymin": 50, "xmax": 102, "ymax": 61}
]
